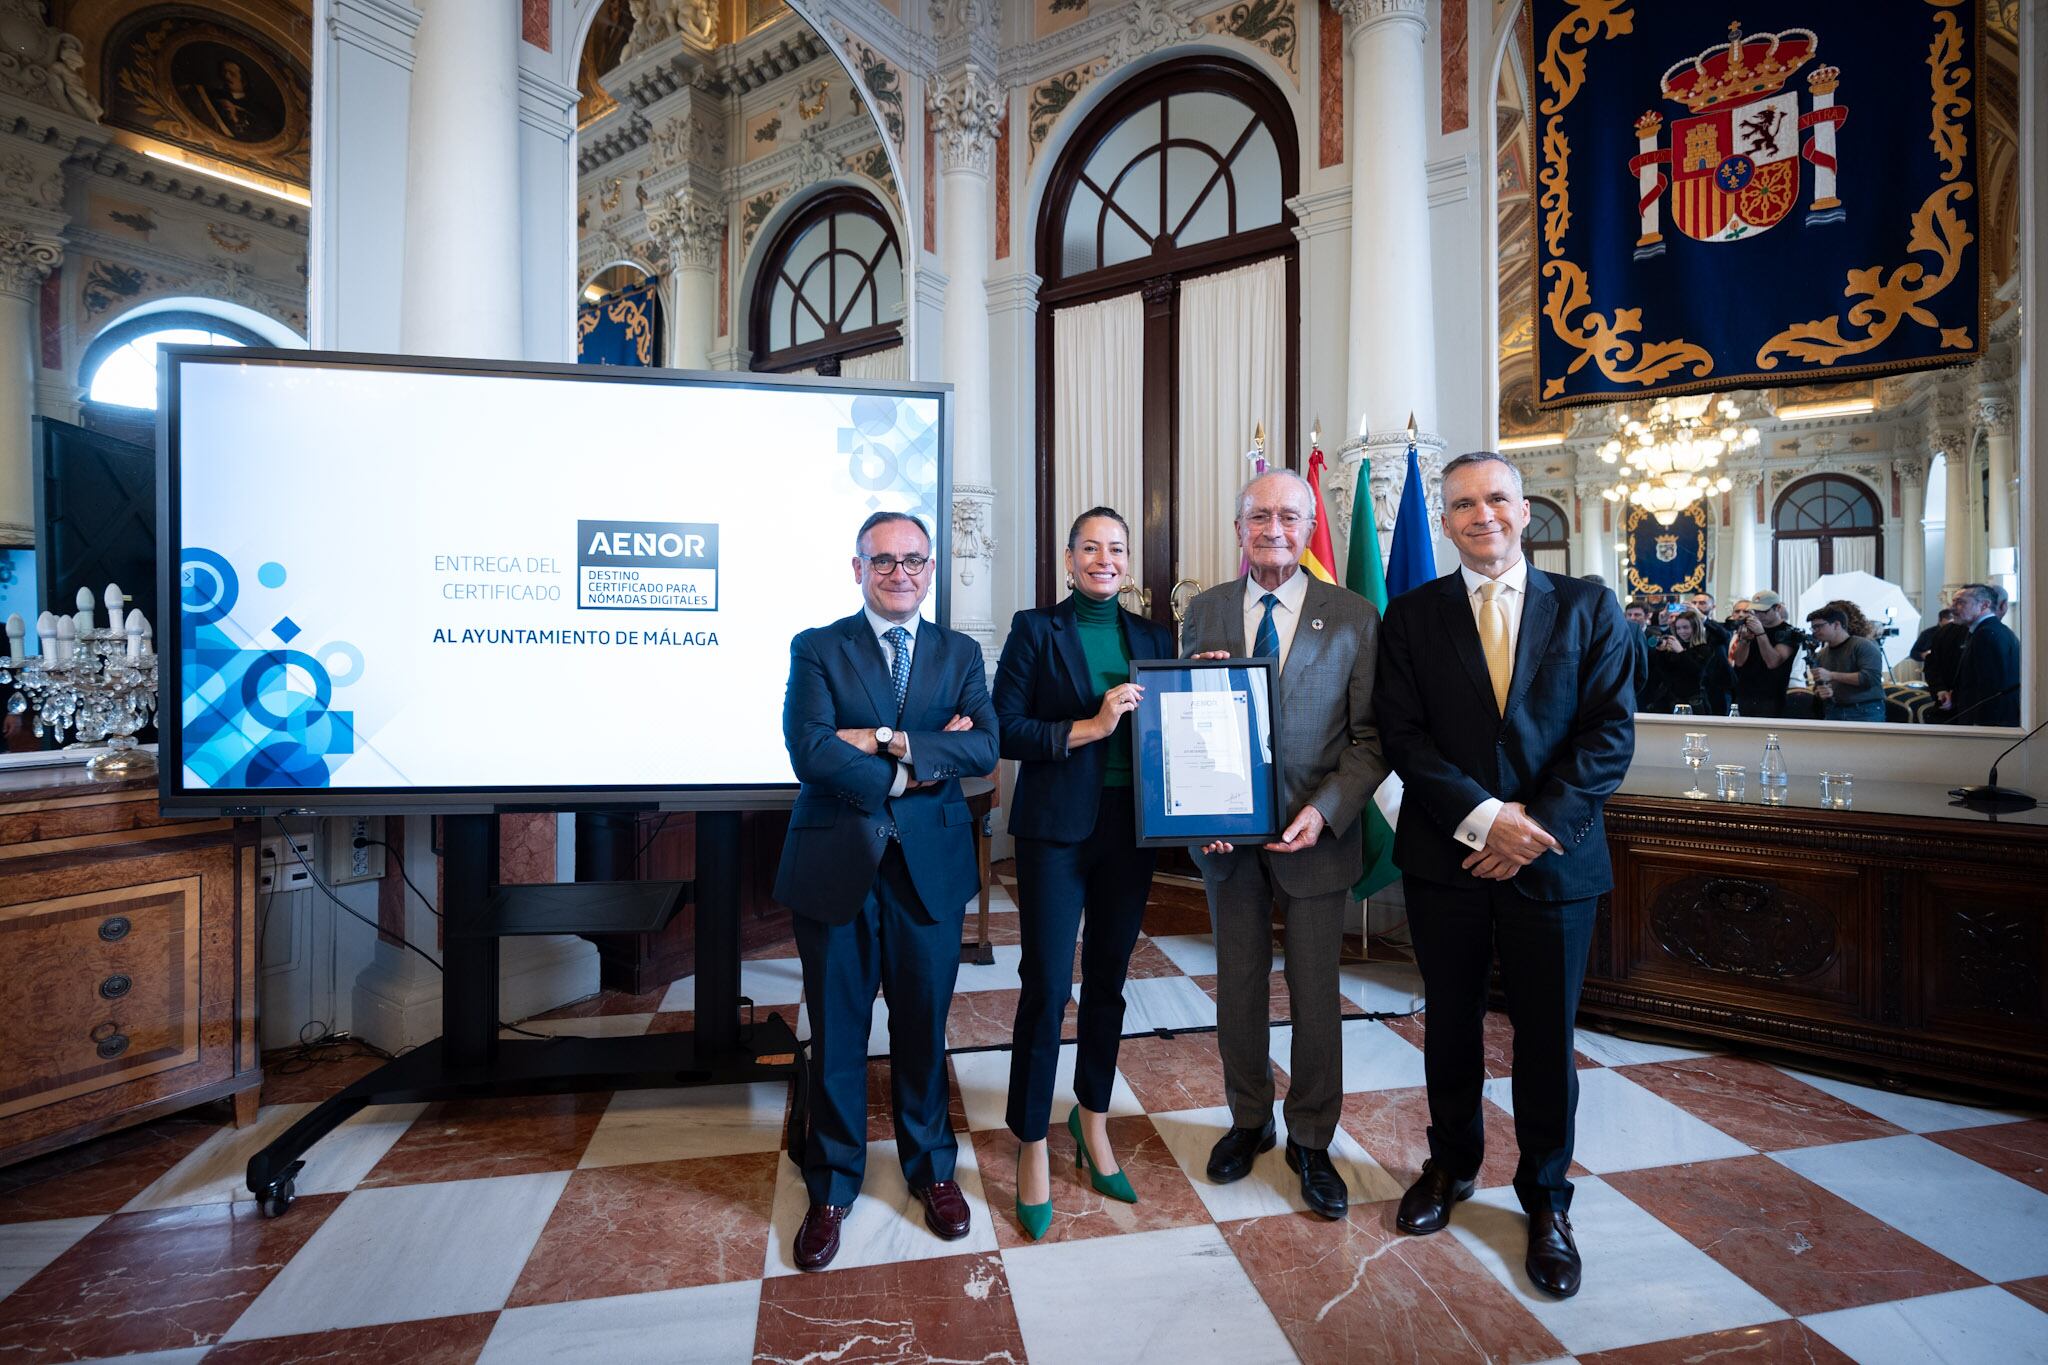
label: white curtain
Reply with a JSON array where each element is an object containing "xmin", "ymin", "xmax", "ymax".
[
  {"xmin": 1052, "ymin": 293, "xmax": 1147, "ymax": 582},
  {"xmin": 1533, "ymin": 548, "xmax": 1570, "ymax": 575},
  {"xmin": 842, "ymin": 346, "xmax": 906, "ymax": 381},
  {"xmin": 1778, "ymin": 538, "xmax": 1821, "ymax": 617},
  {"xmin": 1176, "ymin": 258, "xmax": 1287, "ymax": 592},
  {"xmin": 1832, "ymin": 534, "xmax": 1877, "ymax": 577}
]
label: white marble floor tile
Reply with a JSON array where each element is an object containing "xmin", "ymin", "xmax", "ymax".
[
  {"xmin": 1151, "ymin": 1101, "xmax": 1402, "ymax": 1222},
  {"xmin": 1002, "ymin": 1223, "xmax": 1296, "ymax": 1365},
  {"xmin": 1269, "ymin": 1017, "xmax": 1427, "ymax": 1093},
  {"xmin": 1448, "ymin": 1178, "xmax": 1784, "ymax": 1355},
  {"xmin": 762, "ymin": 1137, "xmax": 997, "ymax": 1277},
  {"xmin": 0, "ymin": 1215, "xmax": 102, "ymax": 1299},
  {"xmin": 1803, "ymin": 1285, "xmax": 2048, "ymax": 1365},
  {"xmin": 1773, "ymin": 1068, "xmax": 2025, "ymax": 1134},
  {"xmin": 741, "ymin": 957, "xmax": 806, "ymax": 1007},
  {"xmin": 70, "ymin": 1350, "xmax": 211, "ymax": 1365},
  {"xmin": 1146, "ymin": 933, "xmax": 1224, "ymax": 977},
  {"xmin": 578, "ymin": 1081, "xmax": 788, "ymax": 1168},
  {"xmin": 1570, "ymin": 1027, "xmax": 1711, "ymax": 1068},
  {"xmin": 221, "ymin": 1170, "xmax": 570, "ymax": 1340},
  {"xmin": 950, "ymin": 943, "xmax": 1025, "ymax": 993},
  {"xmin": 949, "ymin": 1042, "xmax": 1143, "ymax": 1132},
  {"xmin": 501, "ymin": 1014, "xmax": 653, "ymax": 1039},
  {"xmin": 1084, "ymin": 975, "xmax": 1217, "ymax": 1033},
  {"xmin": 1337, "ymin": 960, "xmax": 1426, "ymax": 1015},
  {"xmin": 658, "ymin": 974, "xmax": 695, "ymax": 1013},
  {"xmin": 1497, "ymin": 1067, "xmax": 1751, "ymax": 1173},
  {"xmin": 120, "ymin": 1102, "xmax": 426, "ymax": 1212},
  {"xmin": 1772, "ymin": 1134, "xmax": 2048, "ymax": 1282},
  {"xmin": 793, "ymin": 991, "xmax": 894, "ymax": 1059},
  {"xmin": 479, "ymin": 1281, "xmax": 763, "ymax": 1365}
]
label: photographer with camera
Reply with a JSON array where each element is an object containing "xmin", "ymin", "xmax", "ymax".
[
  {"xmin": 1728, "ymin": 590, "xmax": 1800, "ymax": 718},
  {"xmin": 1643, "ymin": 607, "xmax": 1732, "ymax": 714},
  {"xmin": 1805, "ymin": 606, "xmax": 1886, "ymax": 722}
]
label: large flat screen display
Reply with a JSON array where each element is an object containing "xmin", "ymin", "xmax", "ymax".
[{"xmin": 160, "ymin": 349, "xmax": 949, "ymax": 814}]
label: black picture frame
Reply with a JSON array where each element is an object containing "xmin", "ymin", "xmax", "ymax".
[{"xmin": 1129, "ymin": 656, "xmax": 1282, "ymax": 848}]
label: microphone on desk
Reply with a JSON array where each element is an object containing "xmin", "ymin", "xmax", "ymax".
[{"xmin": 1950, "ymin": 703, "xmax": 2045, "ymax": 813}]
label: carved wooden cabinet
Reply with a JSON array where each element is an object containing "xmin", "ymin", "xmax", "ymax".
[
  {"xmin": 1590, "ymin": 780, "xmax": 2048, "ymax": 1101},
  {"xmin": 0, "ymin": 767, "xmax": 259, "ymax": 1166}
]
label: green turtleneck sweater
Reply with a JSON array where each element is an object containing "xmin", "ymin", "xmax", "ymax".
[{"xmin": 1072, "ymin": 591, "xmax": 1133, "ymax": 786}]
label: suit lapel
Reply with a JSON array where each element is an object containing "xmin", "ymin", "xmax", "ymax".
[
  {"xmin": 1502, "ymin": 568, "xmax": 1558, "ymax": 723},
  {"xmin": 900, "ymin": 619, "xmax": 944, "ymax": 723},
  {"xmin": 1049, "ymin": 596, "xmax": 1094, "ymax": 701},
  {"xmin": 839, "ymin": 615, "xmax": 898, "ymax": 721},
  {"xmin": 1282, "ymin": 578, "xmax": 1332, "ymax": 700},
  {"xmin": 1436, "ymin": 572, "xmax": 1497, "ymax": 714}
]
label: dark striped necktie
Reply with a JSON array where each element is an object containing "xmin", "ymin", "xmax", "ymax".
[
  {"xmin": 1254, "ymin": 593, "xmax": 1280, "ymax": 660},
  {"xmin": 885, "ymin": 626, "xmax": 911, "ymax": 720}
]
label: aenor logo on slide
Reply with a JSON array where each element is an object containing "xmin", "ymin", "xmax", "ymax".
[{"xmin": 577, "ymin": 519, "xmax": 719, "ymax": 611}]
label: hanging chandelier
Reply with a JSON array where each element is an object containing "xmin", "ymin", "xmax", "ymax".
[{"xmin": 1598, "ymin": 393, "xmax": 1758, "ymax": 525}]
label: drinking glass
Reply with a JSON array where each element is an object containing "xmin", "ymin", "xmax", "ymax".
[
  {"xmin": 1820, "ymin": 771, "xmax": 1853, "ymax": 808},
  {"xmin": 1672, "ymin": 703, "xmax": 1694, "ymax": 716},
  {"xmin": 1713, "ymin": 764, "xmax": 1747, "ymax": 801},
  {"xmin": 1680, "ymin": 732, "xmax": 1711, "ymax": 799}
]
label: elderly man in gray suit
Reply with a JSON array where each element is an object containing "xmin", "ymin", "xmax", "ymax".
[{"xmin": 1180, "ymin": 468, "xmax": 1386, "ymax": 1219}]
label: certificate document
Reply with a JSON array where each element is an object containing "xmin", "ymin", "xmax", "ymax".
[{"xmin": 1160, "ymin": 691, "xmax": 1254, "ymax": 816}]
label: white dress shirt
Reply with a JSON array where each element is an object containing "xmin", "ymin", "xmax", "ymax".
[
  {"xmin": 1452, "ymin": 557, "xmax": 1528, "ymax": 852},
  {"xmin": 865, "ymin": 607, "xmax": 919, "ymax": 796},
  {"xmin": 1241, "ymin": 568, "xmax": 1311, "ymax": 670}
]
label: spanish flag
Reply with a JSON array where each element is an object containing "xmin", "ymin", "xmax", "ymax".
[{"xmin": 1302, "ymin": 448, "xmax": 1338, "ymax": 584}]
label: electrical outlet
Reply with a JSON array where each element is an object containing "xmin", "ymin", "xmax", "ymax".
[
  {"xmin": 327, "ymin": 815, "xmax": 386, "ymax": 885},
  {"xmin": 258, "ymin": 832, "xmax": 315, "ymax": 894}
]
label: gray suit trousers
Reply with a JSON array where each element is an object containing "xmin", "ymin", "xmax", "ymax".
[{"xmin": 1204, "ymin": 850, "xmax": 1345, "ymax": 1149}]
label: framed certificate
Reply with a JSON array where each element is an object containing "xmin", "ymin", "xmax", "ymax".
[{"xmin": 1129, "ymin": 658, "xmax": 1282, "ymax": 847}]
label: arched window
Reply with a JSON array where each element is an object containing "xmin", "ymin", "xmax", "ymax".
[
  {"xmin": 748, "ymin": 189, "xmax": 903, "ymax": 375},
  {"xmin": 1773, "ymin": 473, "xmax": 1882, "ymax": 604},
  {"xmin": 81, "ymin": 311, "xmax": 271, "ymax": 410},
  {"xmin": 1524, "ymin": 495, "xmax": 1570, "ymax": 574},
  {"xmin": 1035, "ymin": 57, "xmax": 1300, "ymax": 616}
]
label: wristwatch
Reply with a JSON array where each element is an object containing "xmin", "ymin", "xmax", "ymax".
[{"xmin": 874, "ymin": 726, "xmax": 895, "ymax": 747}]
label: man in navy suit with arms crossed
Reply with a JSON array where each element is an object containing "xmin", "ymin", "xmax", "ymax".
[
  {"xmin": 774, "ymin": 510, "xmax": 999, "ymax": 1271},
  {"xmin": 1375, "ymin": 451, "xmax": 1640, "ymax": 1298}
]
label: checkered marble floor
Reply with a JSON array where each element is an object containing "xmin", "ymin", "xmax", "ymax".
[{"xmin": 3, "ymin": 873, "xmax": 2045, "ymax": 1364}]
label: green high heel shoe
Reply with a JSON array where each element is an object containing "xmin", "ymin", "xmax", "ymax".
[
  {"xmin": 1069, "ymin": 1105, "xmax": 1137, "ymax": 1203},
  {"xmin": 1016, "ymin": 1148, "xmax": 1053, "ymax": 1240}
]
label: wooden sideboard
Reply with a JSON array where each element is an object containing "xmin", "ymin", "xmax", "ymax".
[
  {"xmin": 0, "ymin": 766, "xmax": 260, "ymax": 1167},
  {"xmin": 1589, "ymin": 771, "xmax": 2048, "ymax": 1102}
]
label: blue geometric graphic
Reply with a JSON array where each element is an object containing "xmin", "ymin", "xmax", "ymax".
[{"xmin": 835, "ymin": 394, "xmax": 940, "ymax": 540}]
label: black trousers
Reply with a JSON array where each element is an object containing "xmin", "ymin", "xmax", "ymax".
[
  {"xmin": 1405, "ymin": 875, "xmax": 1597, "ymax": 1216},
  {"xmin": 1005, "ymin": 788, "xmax": 1155, "ymax": 1141}
]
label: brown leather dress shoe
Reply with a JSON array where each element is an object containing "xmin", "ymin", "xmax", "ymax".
[
  {"xmin": 911, "ymin": 1179, "xmax": 972, "ymax": 1240},
  {"xmin": 794, "ymin": 1202, "xmax": 848, "ymax": 1271},
  {"xmin": 1525, "ymin": 1209, "xmax": 1582, "ymax": 1298},
  {"xmin": 1396, "ymin": 1160, "xmax": 1476, "ymax": 1235}
]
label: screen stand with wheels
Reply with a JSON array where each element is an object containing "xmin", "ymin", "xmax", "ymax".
[{"xmin": 242, "ymin": 811, "xmax": 803, "ymax": 1216}]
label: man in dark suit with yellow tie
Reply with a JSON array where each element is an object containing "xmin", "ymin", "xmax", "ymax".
[
  {"xmin": 1375, "ymin": 452, "xmax": 1640, "ymax": 1298},
  {"xmin": 774, "ymin": 511, "xmax": 999, "ymax": 1271}
]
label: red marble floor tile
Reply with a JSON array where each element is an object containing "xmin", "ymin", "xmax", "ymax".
[
  {"xmin": 1192, "ymin": 971, "xmax": 1297, "ymax": 1024},
  {"xmin": 1927, "ymin": 1119, "xmax": 2048, "ymax": 1195},
  {"xmin": 1616, "ymin": 1056, "xmax": 1906, "ymax": 1152},
  {"xmin": 529, "ymin": 986, "xmax": 668, "ymax": 1021},
  {"xmin": 1340, "ymin": 1087, "xmax": 1534, "ymax": 1192},
  {"xmin": 1121, "ymin": 936, "xmax": 1184, "ymax": 979},
  {"xmin": 868, "ymin": 1058, "xmax": 970, "ymax": 1140},
  {"xmin": 1223, "ymin": 1200, "xmax": 1565, "ymax": 1364},
  {"xmin": 1385, "ymin": 1010, "xmax": 1602, "ymax": 1073},
  {"xmin": 357, "ymin": 1092, "xmax": 610, "ymax": 1187},
  {"xmin": 2003, "ymin": 1275, "xmax": 2048, "ymax": 1315},
  {"xmin": 0, "ymin": 1195, "xmax": 342, "ymax": 1362},
  {"xmin": 645, "ymin": 1009, "xmax": 695, "ymax": 1035},
  {"xmin": 947, "ymin": 988, "xmax": 1074, "ymax": 1049},
  {"xmin": 1112, "ymin": 1031, "xmax": 1231, "ymax": 1112},
  {"xmin": 1577, "ymin": 1318, "xmax": 1857, "ymax": 1365},
  {"xmin": 754, "ymin": 1250, "xmax": 1025, "ymax": 1363},
  {"xmin": 1140, "ymin": 884, "xmax": 1214, "ymax": 938},
  {"xmin": 259, "ymin": 1048, "xmax": 391, "ymax": 1107},
  {"xmin": 972, "ymin": 1116, "xmax": 1210, "ymax": 1248},
  {"xmin": 1605, "ymin": 1154, "xmax": 1982, "ymax": 1315},
  {"xmin": 202, "ymin": 1312, "xmax": 499, "ymax": 1364},
  {"xmin": 507, "ymin": 1151, "xmax": 779, "ymax": 1306},
  {"xmin": 977, "ymin": 911, "xmax": 1024, "ymax": 946},
  {"xmin": 0, "ymin": 1113, "xmax": 223, "ymax": 1225}
]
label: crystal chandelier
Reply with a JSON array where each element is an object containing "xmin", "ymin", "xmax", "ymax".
[{"xmin": 1598, "ymin": 393, "xmax": 1759, "ymax": 525}]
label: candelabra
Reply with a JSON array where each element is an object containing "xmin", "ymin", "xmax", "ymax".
[{"xmin": 2, "ymin": 585, "xmax": 159, "ymax": 779}]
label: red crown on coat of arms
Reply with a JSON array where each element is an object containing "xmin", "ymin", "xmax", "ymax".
[{"xmin": 1660, "ymin": 21, "xmax": 1818, "ymax": 114}]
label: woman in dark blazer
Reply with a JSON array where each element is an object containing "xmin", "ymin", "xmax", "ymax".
[{"xmin": 994, "ymin": 506, "xmax": 1173, "ymax": 1239}]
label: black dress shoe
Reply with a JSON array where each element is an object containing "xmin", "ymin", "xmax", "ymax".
[
  {"xmin": 1206, "ymin": 1118, "xmax": 1277, "ymax": 1184},
  {"xmin": 1396, "ymin": 1160, "xmax": 1476, "ymax": 1235},
  {"xmin": 911, "ymin": 1180, "xmax": 972, "ymax": 1240},
  {"xmin": 1285, "ymin": 1141, "xmax": 1348, "ymax": 1220},
  {"xmin": 794, "ymin": 1203, "xmax": 848, "ymax": 1271},
  {"xmin": 1525, "ymin": 1209, "xmax": 1582, "ymax": 1298}
]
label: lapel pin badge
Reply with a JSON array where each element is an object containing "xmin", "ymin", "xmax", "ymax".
[{"xmin": 1310, "ymin": 618, "xmax": 1324, "ymax": 630}]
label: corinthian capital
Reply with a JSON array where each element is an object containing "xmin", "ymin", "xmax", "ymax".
[
  {"xmin": 927, "ymin": 66, "xmax": 1003, "ymax": 178},
  {"xmin": 1976, "ymin": 394, "xmax": 2013, "ymax": 435},
  {"xmin": 1331, "ymin": 0, "xmax": 1429, "ymax": 41},
  {"xmin": 645, "ymin": 186, "xmax": 722, "ymax": 272},
  {"xmin": 0, "ymin": 221, "xmax": 60, "ymax": 299}
]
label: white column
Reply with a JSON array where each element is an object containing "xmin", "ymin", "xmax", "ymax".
[
  {"xmin": 928, "ymin": 65, "xmax": 1003, "ymax": 663},
  {"xmin": 1335, "ymin": 0, "xmax": 1437, "ymax": 439},
  {"xmin": 1980, "ymin": 394, "xmax": 2016, "ymax": 555},
  {"xmin": 0, "ymin": 227, "xmax": 60, "ymax": 547},
  {"xmin": 1897, "ymin": 458, "xmax": 1926, "ymax": 609},
  {"xmin": 400, "ymin": 0, "xmax": 523, "ymax": 357},
  {"xmin": 647, "ymin": 187, "xmax": 721, "ymax": 370},
  {"xmin": 1939, "ymin": 431, "xmax": 1972, "ymax": 597},
  {"xmin": 1575, "ymin": 483, "xmax": 1609, "ymax": 587},
  {"xmin": 1728, "ymin": 472, "xmax": 1761, "ymax": 602}
]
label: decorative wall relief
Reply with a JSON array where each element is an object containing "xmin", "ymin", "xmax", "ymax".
[
  {"xmin": 833, "ymin": 28, "xmax": 907, "ymax": 146},
  {"xmin": 1201, "ymin": 0, "xmax": 1299, "ymax": 78},
  {"xmin": 1027, "ymin": 65, "xmax": 1090, "ymax": 165},
  {"xmin": 1649, "ymin": 875, "xmax": 1838, "ymax": 980},
  {"xmin": 740, "ymin": 186, "xmax": 786, "ymax": 253},
  {"xmin": 0, "ymin": 1, "xmax": 102, "ymax": 121},
  {"xmin": 103, "ymin": 15, "xmax": 310, "ymax": 185}
]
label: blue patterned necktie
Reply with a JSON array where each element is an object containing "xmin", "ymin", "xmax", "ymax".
[
  {"xmin": 1254, "ymin": 593, "xmax": 1280, "ymax": 660},
  {"xmin": 885, "ymin": 625, "xmax": 912, "ymax": 720}
]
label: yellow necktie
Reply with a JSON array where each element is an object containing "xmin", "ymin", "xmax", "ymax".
[{"xmin": 1478, "ymin": 581, "xmax": 1511, "ymax": 714}]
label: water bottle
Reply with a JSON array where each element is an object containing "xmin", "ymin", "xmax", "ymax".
[{"xmin": 1759, "ymin": 732, "xmax": 1789, "ymax": 802}]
